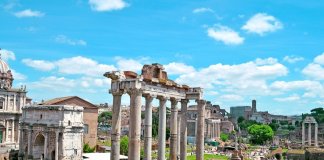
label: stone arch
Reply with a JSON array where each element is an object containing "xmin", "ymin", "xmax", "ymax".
[{"xmin": 33, "ymin": 133, "xmax": 45, "ymax": 159}]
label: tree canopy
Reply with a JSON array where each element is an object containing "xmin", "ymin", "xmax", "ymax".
[
  {"xmin": 98, "ymin": 111, "xmax": 112, "ymax": 124},
  {"xmin": 248, "ymin": 124, "xmax": 274, "ymax": 145}
]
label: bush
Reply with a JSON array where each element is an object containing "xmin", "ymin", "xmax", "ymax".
[
  {"xmin": 83, "ymin": 143, "xmax": 95, "ymax": 153},
  {"xmin": 220, "ymin": 133, "xmax": 229, "ymax": 142},
  {"xmin": 120, "ymin": 136, "xmax": 129, "ymax": 155}
]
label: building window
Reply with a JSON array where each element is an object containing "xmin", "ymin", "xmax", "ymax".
[
  {"xmin": 0, "ymin": 100, "xmax": 3, "ymax": 109},
  {"xmin": 84, "ymin": 124, "xmax": 89, "ymax": 134},
  {"xmin": 40, "ymin": 114, "xmax": 43, "ymax": 119},
  {"xmin": 68, "ymin": 120, "xmax": 71, "ymax": 126}
]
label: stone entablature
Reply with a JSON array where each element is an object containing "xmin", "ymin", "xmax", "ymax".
[{"xmin": 19, "ymin": 105, "xmax": 84, "ymax": 160}]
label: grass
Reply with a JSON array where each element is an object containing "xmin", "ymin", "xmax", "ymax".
[{"xmin": 187, "ymin": 154, "xmax": 229, "ymax": 160}]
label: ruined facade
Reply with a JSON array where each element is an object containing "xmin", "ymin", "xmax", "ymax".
[
  {"xmin": 0, "ymin": 57, "xmax": 30, "ymax": 146},
  {"xmin": 19, "ymin": 105, "xmax": 84, "ymax": 160}
]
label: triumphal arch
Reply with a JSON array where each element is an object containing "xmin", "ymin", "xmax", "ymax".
[{"xmin": 104, "ymin": 63, "xmax": 206, "ymax": 160}]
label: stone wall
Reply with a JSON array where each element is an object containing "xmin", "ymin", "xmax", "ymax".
[{"xmin": 83, "ymin": 108, "xmax": 98, "ymax": 147}]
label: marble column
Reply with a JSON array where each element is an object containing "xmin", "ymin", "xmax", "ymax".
[
  {"xmin": 158, "ymin": 96, "xmax": 167, "ymax": 160},
  {"xmin": 180, "ymin": 99, "xmax": 188, "ymax": 160},
  {"xmin": 308, "ymin": 123, "xmax": 312, "ymax": 146},
  {"xmin": 5, "ymin": 120, "xmax": 8, "ymax": 142},
  {"xmin": 18, "ymin": 126, "xmax": 24, "ymax": 159},
  {"xmin": 315, "ymin": 123, "xmax": 318, "ymax": 147},
  {"xmin": 177, "ymin": 114, "xmax": 181, "ymax": 159},
  {"xmin": 44, "ymin": 131, "xmax": 48, "ymax": 160},
  {"xmin": 170, "ymin": 98, "xmax": 179, "ymax": 160},
  {"xmin": 302, "ymin": 123, "xmax": 305, "ymax": 146},
  {"xmin": 196, "ymin": 100, "xmax": 206, "ymax": 160},
  {"xmin": 11, "ymin": 120, "xmax": 14, "ymax": 142},
  {"xmin": 27, "ymin": 126, "xmax": 33, "ymax": 159},
  {"xmin": 128, "ymin": 89, "xmax": 142, "ymax": 160},
  {"xmin": 55, "ymin": 131, "xmax": 59, "ymax": 160},
  {"xmin": 144, "ymin": 94, "xmax": 153, "ymax": 160},
  {"xmin": 111, "ymin": 91, "xmax": 123, "ymax": 160}
]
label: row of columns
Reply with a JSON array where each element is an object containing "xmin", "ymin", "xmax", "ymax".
[
  {"xmin": 19, "ymin": 126, "xmax": 60, "ymax": 160},
  {"xmin": 110, "ymin": 89, "xmax": 206, "ymax": 160},
  {"xmin": 302, "ymin": 122, "xmax": 318, "ymax": 147},
  {"xmin": 207, "ymin": 122, "xmax": 221, "ymax": 140},
  {"xmin": 3, "ymin": 119, "xmax": 15, "ymax": 143}
]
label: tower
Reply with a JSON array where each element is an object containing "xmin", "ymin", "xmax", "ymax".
[{"xmin": 252, "ymin": 100, "xmax": 257, "ymax": 113}]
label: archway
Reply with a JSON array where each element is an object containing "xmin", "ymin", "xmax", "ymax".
[{"xmin": 33, "ymin": 133, "xmax": 45, "ymax": 159}]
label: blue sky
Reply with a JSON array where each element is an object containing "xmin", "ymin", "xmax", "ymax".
[{"xmin": 1, "ymin": 0, "xmax": 324, "ymax": 115}]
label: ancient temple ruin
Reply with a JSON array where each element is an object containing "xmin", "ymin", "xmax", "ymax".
[
  {"xmin": 302, "ymin": 116, "xmax": 318, "ymax": 147},
  {"xmin": 104, "ymin": 63, "xmax": 205, "ymax": 160}
]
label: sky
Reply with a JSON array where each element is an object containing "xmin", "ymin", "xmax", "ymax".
[{"xmin": 1, "ymin": 0, "xmax": 324, "ymax": 115}]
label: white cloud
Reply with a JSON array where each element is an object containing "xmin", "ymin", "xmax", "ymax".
[
  {"xmin": 164, "ymin": 62, "xmax": 196, "ymax": 75},
  {"xmin": 274, "ymin": 95, "xmax": 300, "ymax": 102},
  {"xmin": 242, "ymin": 13, "xmax": 283, "ymax": 35},
  {"xmin": 0, "ymin": 49, "xmax": 16, "ymax": 61},
  {"xmin": 193, "ymin": 8, "xmax": 214, "ymax": 14},
  {"xmin": 175, "ymin": 58, "xmax": 288, "ymax": 97},
  {"xmin": 89, "ymin": 0, "xmax": 128, "ymax": 12},
  {"xmin": 302, "ymin": 53, "xmax": 324, "ymax": 80},
  {"xmin": 283, "ymin": 55, "xmax": 304, "ymax": 63},
  {"xmin": 56, "ymin": 56, "xmax": 116, "ymax": 76},
  {"xmin": 115, "ymin": 57, "xmax": 143, "ymax": 72},
  {"xmin": 55, "ymin": 35, "xmax": 87, "ymax": 46},
  {"xmin": 220, "ymin": 94, "xmax": 243, "ymax": 101},
  {"xmin": 22, "ymin": 59, "xmax": 55, "ymax": 71},
  {"xmin": 14, "ymin": 9, "xmax": 44, "ymax": 18},
  {"xmin": 207, "ymin": 25, "xmax": 244, "ymax": 45},
  {"xmin": 29, "ymin": 76, "xmax": 76, "ymax": 92},
  {"xmin": 11, "ymin": 69, "xmax": 27, "ymax": 80}
]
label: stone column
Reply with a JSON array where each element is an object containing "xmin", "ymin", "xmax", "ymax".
[
  {"xmin": 315, "ymin": 123, "xmax": 318, "ymax": 147},
  {"xmin": 27, "ymin": 126, "xmax": 33, "ymax": 159},
  {"xmin": 170, "ymin": 98, "xmax": 179, "ymax": 160},
  {"xmin": 55, "ymin": 131, "xmax": 59, "ymax": 160},
  {"xmin": 144, "ymin": 94, "xmax": 154, "ymax": 160},
  {"xmin": 5, "ymin": 120, "xmax": 8, "ymax": 142},
  {"xmin": 177, "ymin": 114, "xmax": 181, "ymax": 159},
  {"xmin": 196, "ymin": 100, "xmax": 206, "ymax": 160},
  {"xmin": 180, "ymin": 99, "xmax": 188, "ymax": 160},
  {"xmin": 308, "ymin": 123, "xmax": 312, "ymax": 146},
  {"xmin": 110, "ymin": 91, "xmax": 123, "ymax": 160},
  {"xmin": 18, "ymin": 126, "xmax": 24, "ymax": 159},
  {"xmin": 11, "ymin": 120, "xmax": 14, "ymax": 142},
  {"xmin": 128, "ymin": 89, "xmax": 142, "ymax": 160},
  {"xmin": 302, "ymin": 123, "xmax": 305, "ymax": 146},
  {"xmin": 44, "ymin": 131, "xmax": 48, "ymax": 160},
  {"xmin": 158, "ymin": 96, "xmax": 167, "ymax": 160}
]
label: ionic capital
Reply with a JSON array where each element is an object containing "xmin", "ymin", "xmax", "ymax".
[
  {"xmin": 157, "ymin": 96, "xmax": 168, "ymax": 103},
  {"xmin": 170, "ymin": 98, "xmax": 180, "ymax": 106},
  {"xmin": 111, "ymin": 90, "xmax": 124, "ymax": 96},
  {"xmin": 143, "ymin": 94, "xmax": 155, "ymax": 102}
]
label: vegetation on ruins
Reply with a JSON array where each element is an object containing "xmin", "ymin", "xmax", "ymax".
[
  {"xmin": 152, "ymin": 107, "xmax": 171, "ymax": 140},
  {"xmin": 220, "ymin": 132, "xmax": 229, "ymax": 142},
  {"xmin": 83, "ymin": 143, "xmax": 96, "ymax": 153},
  {"xmin": 98, "ymin": 111, "xmax": 112, "ymax": 125},
  {"xmin": 120, "ymin": 136, "xmax": 129, "ymax": 155},
  {"xmin": 248, "ymin": 124, "xmax": 274, "ymax": 145}
]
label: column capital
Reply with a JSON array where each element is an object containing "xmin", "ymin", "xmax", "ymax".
[
  {"xmin": 170, "ymin": 98, "xmax": 180, "ymax": 106},
  {"xmin": 127, "ymin": 88, "xmax": 143, "ymax": 96},
  {"xmin": 157, "ymin": 95, "xmax": 168, "ymax": 102},
  {"xmin": 143, "ymin": 94, "xmax": 155, "ymax": 102},
  {"xmin": 181, "ymin": 99, "xmax": 189, "ymax": 104},
  {"xmin": 111, "ymin": 90, "xmax": 124, "ymax": 96},
  {"xmin": 196, "ymin": 99, "xmax": 206, "ymax": 105}
]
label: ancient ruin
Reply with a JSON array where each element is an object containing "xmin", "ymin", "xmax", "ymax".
[
  {"xmin": 302, "ymin": 116, "xmax": 318, "ymax": 147},
  {"xmin": 18, "ymin": 105, "xmax": 84, "ymax": 160},
  {"xmin": 104, "ymin": 63, "xmax": 204, "ymax": 160}
]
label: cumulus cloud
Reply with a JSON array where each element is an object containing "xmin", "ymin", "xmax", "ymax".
[
  {"xmin": 220, "ymin": 94, "xmax": 244, "ymax": 101},
  {"xmin": 89, "ymin": 0, "xmax": 128, "ymax": 12},
  {"xmin": 283, "ymin": 55, "xmax": 304, "ymax": 64},
  {"xmin": 192, "ymin": 7, "xmax": 214, "ymax": 14},
  {"xmin": 55, "ymin": 35, "xmax": 87, "ymax": 46},
  {"xmin": 274, "ymin": 94, "xmax": 300, "ymax": 102},
  {"xmin": 242, "ymin": 13, "xmax": 283, "ymax": 35},
  {"xmin": 207, "ymin": 25, "xmax": 244, "ymax": 45},
  {"xmin": 302, "ymin": 53, "xmax": 324, "ymax": 80},
  {"xmin": 11, "ymin": 69, "xmax": 27, "ymax": 80},
  {"xmin": 0, "ymin": 49, "xmax": 16, "ymax": 61},
  {"xmin": 164, "ymin": 62, "xmax": 196, "ymax": 75},
  {"xmin": 22, "ymin": 59, "xmax": 56, "ymax": 71},
  {"xmin": 14, "ymin": 9, "xmax": 44, "ymax": 18},
  {"xmin": 115, "ymin": 57, "xmax": 143, "ymax": 72},
  {"xmin": 175, "ymin": 58, "xmax": 288, "ymax": 97},
  {"xmin": 29, "ymin": 76, "xmax": 76, "ymax": 92}
]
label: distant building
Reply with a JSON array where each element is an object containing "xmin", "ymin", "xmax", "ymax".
[
  {"xmin": 0, "ymin": 56, "xmax": 31, "ymax": 146},
  {"xmin": 39, "ymin": 96, "xmax": 98, "ymax": 148},
  {"xmin": 97, "ymin": 103, "xmax": 110, "ymax": 115},
  {"xmin": 230, "ymin": 106, "xmax": 252, "ymax": 122},
  {"xmin": 19, "ymin": 105, "xmax": 83, "ymax": 160}
]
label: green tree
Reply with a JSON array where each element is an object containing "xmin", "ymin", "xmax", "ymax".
[
  {"xmin": 269, "ymin": 122, "xmax": 280, "ymax": 132},
  {"xmin": 220, "ymin": 133, "xmax": 229, "ymax": 142},
  {"xmin": 120, "ymin": 136, "xmax": 129, "ymax": 155},
  {"xmin": 98, "ymin": 111, "xmax": 112, "ymax": 124},
  {"xmin": 288, "ymin": 125, "xmax": 295, "ymax": 131},
  {"xmin": 83, "ymin": 143, "xmax": 95, "ymax": 153},
  {"xmin": 237, "ymin": 116, "xmax": 245, "ymax": 124},
  {"xmin": 248, "ymin": 124, "xmax": 274, "ymax": 145}
]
